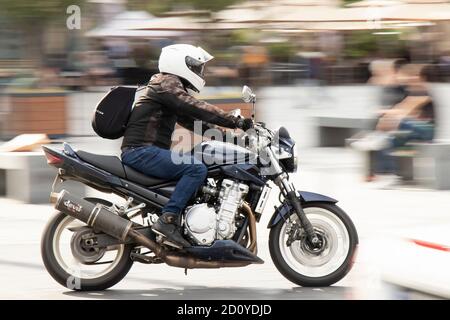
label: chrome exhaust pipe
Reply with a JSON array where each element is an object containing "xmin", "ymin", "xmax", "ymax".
[{"xmin": 128, "ymin": 230, "xmax": 251, "ymax": 269}]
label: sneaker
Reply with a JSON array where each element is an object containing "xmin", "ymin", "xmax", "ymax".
[{"xmin": 351, "ymin": 132, "xmax": 391, "ymax": 151}]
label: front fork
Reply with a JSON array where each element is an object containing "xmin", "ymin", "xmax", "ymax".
[
  {"xmin": 274, "ymin": 173, "xmax": 320, "ymax": 247},
  {"xmin": 264, "ymin": 145, "xmax": 320, "ymax": 247}
]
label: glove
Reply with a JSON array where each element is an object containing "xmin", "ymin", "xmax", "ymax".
[{"xmin": 236, "ymin": 117, "xmax": 253, "ymax": 131}]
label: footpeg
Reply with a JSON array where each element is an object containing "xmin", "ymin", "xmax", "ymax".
[
  {"xmin": 154, "ymin": 231, "xmax": 183, "ymax": 249},
  {"xmin": 162, "ymin": 240, "xmax": 183, "ymax": 249}
]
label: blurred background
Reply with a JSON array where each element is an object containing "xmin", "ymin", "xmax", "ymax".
[{"xmin": 1, "ymin": 0, "xmax": 450, "ymax": 300}]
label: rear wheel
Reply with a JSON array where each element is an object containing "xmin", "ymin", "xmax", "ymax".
[
  {"xmin": 269, "ymin": 203, "xmax": 358, "ymax": 287},
  {"xmin": 41, "ymin": 211, "xmax": 134, "ymax": 291}
]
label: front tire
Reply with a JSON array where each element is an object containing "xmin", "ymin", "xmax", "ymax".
[
  {"xmin": 269, "ymin": 202, "xmax": 358, "ymax": 287},
  {"xmin": 41, "ymin": 211, "xmax": 134, "ymax": 291}
]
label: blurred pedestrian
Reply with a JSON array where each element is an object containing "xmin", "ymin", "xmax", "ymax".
[
  {"xmin": 368, "ymin": 59, "xmax": 408, "ymax": 112},
  {"xmin": 371, "ymin": 63, "xmax": 435, "ymax": 179},
  {"xmin": 352, "ymin": 59, "xmax": 408, "ymax": 180},
  {"xmin": 238, "ymin": 46, "xmax": 269, "ymax": 86}
]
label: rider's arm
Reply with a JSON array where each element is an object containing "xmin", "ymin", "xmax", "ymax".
[
  {"xmin": 158, "ymin": 75, "xmax": 239, "ymax": 129},
  {"xmin": 177, "ymin": 114, "xmax": 223, "ymax": 135},
  {"xmin": 376, "ymin": 95, "xmax": 430, "ymax": 131},
  {"xmin": 394, "ymin": 95, "xmax": 430, "ymax": 118},
  {"xmin": 177, "ymin": 114, "xmax": 242, "ymax": 145}
]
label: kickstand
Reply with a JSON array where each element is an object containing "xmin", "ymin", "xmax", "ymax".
[{"xmin": 184, "ymin": 268, "xmax": 188, "ymax": 276}]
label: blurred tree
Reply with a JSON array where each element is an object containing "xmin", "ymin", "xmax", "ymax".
[
  {"xmin": 343, "ymin": 30, "xmax": 406, "ymax": 59},
  {"xmin": 267, "ymin": 41, "xmax": 296, "ymax": 62},
  {"xmin": 0, "ymin": 0, "xmax": 86, "ymax": 65},
  {"xmin": 229, "ymin": 29, "xmax": 258, "ymax": 46},
  {"xmin": 344, "ymin": 31, "xmax": 378, "ymax": 59},
  {"xmin": 177, "ymin": 0, "xmax": 241, "ymax": 12},
  {"xmin": 342, "ymin": 0, "xmax": 360, "ymax": 5},
  {"xmin": 127, "ymin": 0, "xmax": 241, "ymax": 15},
  {"xmin": 0, "ymin": 0, "xmax": 84, "ymax": 23}
]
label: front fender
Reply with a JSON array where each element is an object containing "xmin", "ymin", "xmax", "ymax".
[{"xmin": 267, "ymin": 191, "xmax": 337, "ymax": 228}]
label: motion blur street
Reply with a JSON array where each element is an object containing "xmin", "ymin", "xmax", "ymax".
[
  {"xmin": 1, "ymin": 91, "xmax": 449, "ymax": 299},
  {"xmin": 2, "ymin": 0, "xmax": 450, "ymax": 301}
]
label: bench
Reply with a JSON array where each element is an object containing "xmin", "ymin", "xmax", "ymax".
[
  {"xmin": 362, "ymin": 148, "xmax": 416, "ymax": 182},
  {"xmin": 316, "ymin": 116, "xmax": 374, "ymax": 147},
  {"xmin": 0, "ymin": 151, "xmax": 84, "ymax": 203},
  {"xmin": 360, "ymin": 142, "xmax": 450, "ymax": 189},
  {"xmin": 412, "ymin": 142, "xmax": 450, "ymax": 190},
  {"xmin": 389, "ymin": 148, "xmax": 417, "ymax": 181}
]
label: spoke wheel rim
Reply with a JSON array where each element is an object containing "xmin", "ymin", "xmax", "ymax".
[
  {"xmin": 279, "ymin": 207, "xmax": 350, "ymax": 278},
  {"xmin": 52, "ymin": 215, "xmax": 125, "ymax": 280}
]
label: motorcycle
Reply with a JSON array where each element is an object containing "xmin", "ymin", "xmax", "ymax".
[{"xmin": 41, "ymin": 85, "xmax": 358, "ymax": 291}]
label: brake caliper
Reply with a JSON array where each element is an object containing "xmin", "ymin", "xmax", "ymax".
[{"xmin": 286, "ymin": 222, "xmax": 303, "ymax": 247}]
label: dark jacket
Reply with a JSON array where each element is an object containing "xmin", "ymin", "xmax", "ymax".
[{"xmin": 121, "ymin": 73, "xmax": 239, "ymax": 151}]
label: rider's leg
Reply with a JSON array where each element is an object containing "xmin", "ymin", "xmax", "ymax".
[{"xmin": 121, "ymin": 145, "xmax": 207, "ymax": 246}]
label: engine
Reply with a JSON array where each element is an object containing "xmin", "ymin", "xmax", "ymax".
[{"xmin": 184, "ymin": 179, "xmax": 249, "ymax": 245}]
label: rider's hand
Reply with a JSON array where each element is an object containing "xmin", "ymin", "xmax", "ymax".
[{"xmin": 236, "ymin": 118, "xmax": 253, "ymax": 131}]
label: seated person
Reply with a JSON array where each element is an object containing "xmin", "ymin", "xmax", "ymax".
[{"xmin": 372, "ymin": 64, "xmax": 435, "ymax": 178}]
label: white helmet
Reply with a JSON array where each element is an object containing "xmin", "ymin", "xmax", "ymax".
[{"xmin": 158, "ymin": 44, "xmax": 214, "ymax": 92}]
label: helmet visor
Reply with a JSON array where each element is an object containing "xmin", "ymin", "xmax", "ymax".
[{"xmin": 185, "ymin": 56, "xmax": 206, "ymax": 78}]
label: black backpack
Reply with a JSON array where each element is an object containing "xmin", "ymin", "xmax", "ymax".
[{"xmin": 92, "ymin": 86, "xmax": 137, "ymax": 139}]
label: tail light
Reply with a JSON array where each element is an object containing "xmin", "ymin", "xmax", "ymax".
[{"xmin": 45, "ymin": 152, "xmax": 63, "ymax": 165}]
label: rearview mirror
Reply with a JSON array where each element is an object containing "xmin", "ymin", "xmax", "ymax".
[{"xmin": 242, "ymin": 85, "xmax": 256, "ymax": 103}]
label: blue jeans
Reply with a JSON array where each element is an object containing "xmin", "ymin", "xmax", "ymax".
[
  {"xmin": 375, "ymin": 119, "xmax": 434, "ymax": 174},
  {"xmin": 121, "ymin": 145, "xmax": 207, "ymax": 215}
]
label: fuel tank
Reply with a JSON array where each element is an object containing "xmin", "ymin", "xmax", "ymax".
[{"xmin": 193, "ymin": 140, "xmax": 256, "ymax": 166}]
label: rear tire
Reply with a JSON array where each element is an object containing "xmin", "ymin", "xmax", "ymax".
[
  {"xmin": 269, "ymin": 202, "xmax": 358, "ymax": 287},
  {"xmin": 41, "ymin": 211, "xmax": 134, "ymax": 291}
]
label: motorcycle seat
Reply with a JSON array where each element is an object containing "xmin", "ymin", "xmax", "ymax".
[
  {"xmin": 123, "ymin": 166, "xmax": 168, "ymax": 187},
  {"xmin": 77, "ymin": 150, "xmax": 126, "ymax": 178},
  {"xmin": 76, "ymin": 150, "xmax": 168, "ymax": 187}
]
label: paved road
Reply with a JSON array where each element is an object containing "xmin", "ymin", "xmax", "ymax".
[{"xmin": 1, "ymin": 147, "xmax": 448, "ymax": 299}]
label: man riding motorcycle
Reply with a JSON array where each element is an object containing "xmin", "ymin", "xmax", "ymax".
[{"xmin": 120, "ymin": 44, "xmax": 253, "ymax": 248}]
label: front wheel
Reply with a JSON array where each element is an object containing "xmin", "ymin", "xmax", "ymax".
[{"xmin": 269, "ymin": 203, "xmax": 358, "ymax": 287}]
